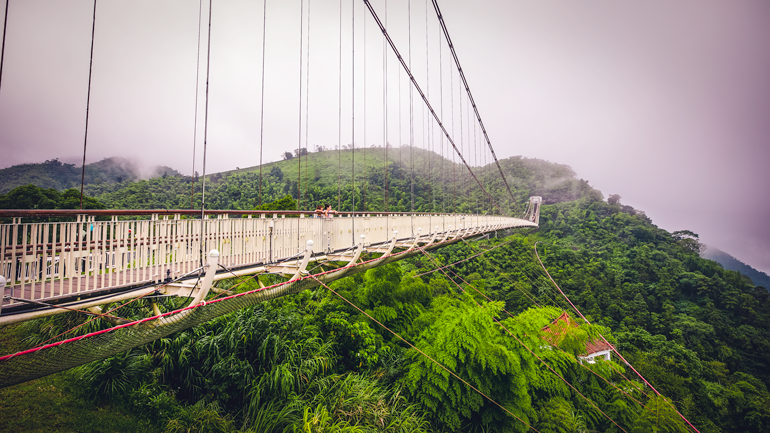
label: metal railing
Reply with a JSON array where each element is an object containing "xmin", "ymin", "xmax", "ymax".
[{"xmin": 1, "ymin": 210, "xmax": 535, "ymax": 307}]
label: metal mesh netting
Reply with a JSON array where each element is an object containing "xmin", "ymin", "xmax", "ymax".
[
  {"xmin": 0, "ymin": 275, "xmax": 322, "ymax": 388},
  {"xmin": 0, "ymin": 231, "xmax": 478, "ymax": 388}
]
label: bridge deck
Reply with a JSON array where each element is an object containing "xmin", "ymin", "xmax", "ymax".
[{"xmin": 1, "ymin": 212, "xmax": 535, "ymax": 311}]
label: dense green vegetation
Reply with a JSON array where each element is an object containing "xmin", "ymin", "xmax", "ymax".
[
  {"xmin": 0, "ymin": 157, "xmax": 179, "ymax": 194},
  {"xmin": 0, "ymin": 184, "xmax": 105, "ymax": 212},
  {"xmin": 78, "ymin": 148, "xmax": 594, "ymax": 215},
  {"xmin": 703, "ymin": 247, "xmax": 770, "ymax": 289},
  {"xmin": 1, "ymin": 151, "xmax": 769, "ymax": 432}
]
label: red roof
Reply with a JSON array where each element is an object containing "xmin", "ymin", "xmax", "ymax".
[
  {"xmin": 541, "ymin": 312, "xmax": 611, "ymax": 357},
  {"xmin": 584, "ymin": 339, "xmax": 612, "ymax": 355}
]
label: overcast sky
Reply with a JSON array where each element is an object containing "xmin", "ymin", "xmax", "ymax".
[{"xmin": 0, "ymin": 0, "xmax": 768, "ymax": 275}]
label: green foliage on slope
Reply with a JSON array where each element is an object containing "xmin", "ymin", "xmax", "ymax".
[
  {"xmin": 3, "ymin": 152, "xmax": 770, "ymax": 432},
  {"xmin": 0, "ymin": 184, "xmax": 105, "ymax": 215},
  {"xmin": 71, "ymin": 148, "xmax": 601, "ymax": 214},
  {"xmin": 702, "ymin": 246, "xmax": 770, "ymax": 289},
  {"xmin": 0, "ymin": 157, "xmax": 180, "ymax": 195}
]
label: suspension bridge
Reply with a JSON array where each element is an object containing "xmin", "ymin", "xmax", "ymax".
[
  {"xmin": 0, "ymin": 1, "xmax": 702, "ymax": 431},
  {"xmin": 0, "ymin": 0, "xmax": 542, "ymax": 385}
]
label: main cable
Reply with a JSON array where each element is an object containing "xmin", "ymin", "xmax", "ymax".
[
  {"xmin": 363, "ymin": 0, "xmax": 508, "ymax": 216},
  {"xmin": 430, "ymin": 0, "xmax": 517, "ymax": 210},
  {"xmin": 0, "ymin": 0, "xmax": 9, "ymax": 94},
  {"xmin": 200, "ymin": 0, "xmax": 213, "ymax": 264},
  {"xmin": 78, "ymin": 0, "xmax": 98, "ymax": 210}
]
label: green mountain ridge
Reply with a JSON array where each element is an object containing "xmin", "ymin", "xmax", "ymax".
[
  {"xmin": 702, "ymin": 246, "xmax": 770, "ymax": 289},
  {"xmin": 0, "ymin": 157, "xmax": 180, "ymax": 195},
  {"xmin": 2, "ymin": 150, "xmax": 769, "ymax": 432},
  {"xmin": 79, "ymin": 148, "xmax": 611, "ymax": 214}
]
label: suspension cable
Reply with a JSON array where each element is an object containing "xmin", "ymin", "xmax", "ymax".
[
  {"xmin": 78, "ymin": 0, "xmax": 98, "ymax": 210},
  {"xmin": 363, "ymin": 11, "xmax": 367, "ymax": 212},
  {"xmin": 438, "ymin": 22, "xmax": 444, "ymax": 213},
  {"xmin": 351, "ymin": 0, "xmax": 355, "ymax": 214},
  {"xmin": 450, "ymin": 45, "xmax": 456, "ymax": 212},
  {"xmin": 430, "ymin": 0, "xmax": 517, "ymax": 210},
  {"xmin": 383, "ymin": 0, "xmax": 388, "ymax": 213},
  {"xmin": 257, "ymin": 0, "xmax": 267, "ymax": 208},
  {"xmin": 364, "ymin": 0, "xmax": 510, "ymax": 216},
  {"xmin": 398, "ymin": 59, "xmax": 402, "ymax": 169},
  {"xmin": 304, "ymin": 0, "xmax": 311, "ymax": 207},
  {"xmin": 408, "ymin": 0, "xmax": 414, "ymax": 214},
  {"xmin": 458, "ymin": 67, "xmax": 464, "ymax": 211},
  {"xmin": 337, "ymin": 0, "xmax": 342, "ymax": 210},
  {"xmin": 468, "ymin": 93, "xmax": 474, "ymax": 214},
  {"xmin": 297, "ymin": 0, "xmax": 304, "ymax": 212},
  {"xmin": 190, "ymin": 0, "xmax": 203, "ymax": 209},
  {"xmin": 425, "ymin": 0, "xmax": 433, "ymax": 213},
  {"xmin": 0, "ymin": 0, "xmax": 9, "ymax": 94},
  {"xmin": 200, "ymin": 0, "xmax": 213, "ymax": 264}
]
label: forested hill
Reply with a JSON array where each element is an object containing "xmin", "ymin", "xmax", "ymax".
[
  {"xmin": 702, "ymin": 246, "xmax": 770, "ymax": 289},
  {"xmin": 4, "ymin": 189, "xmax": 769, "ymax": 432},
  {"xmin": 2, "ymin": 150, "xmax": 770, "ymax": 432},
  {"xmin": 0, "ymin": 157, "xmax": 179, "ymax": 194},
  {"xmin": 77, "ymin": 148, "xmax": 603, "ymax": 212}
]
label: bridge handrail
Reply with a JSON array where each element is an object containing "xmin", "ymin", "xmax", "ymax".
[{"xmin": 0, "ymin": 209, "xmax": 504, "ymax": 218}]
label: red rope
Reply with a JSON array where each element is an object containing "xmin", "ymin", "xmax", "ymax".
[
  {"xmin": 534, "ymin": 242, "xmax": 701, "ymax": 433},
  {"xmin": 0, "ymin": 234, "xmax": 462, "ymax": 361},
  {"xmin": 416, "ymin": 245, "xmax": 629, "ymax": 433},
  {"xmin": 455, "ymin": 240, "xmax": 654, "ymax": 410}
]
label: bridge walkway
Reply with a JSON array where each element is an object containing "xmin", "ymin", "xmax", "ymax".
[{"xmin": 0, "ymin": 209, "xmax": 539, "ymax": 323}]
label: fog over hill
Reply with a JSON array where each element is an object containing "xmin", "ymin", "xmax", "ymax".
[
  {"xmin": 0, "ymin": 157, "xmax": 179, "ymax": 194},
  {"xmin": 3, "ymin": 151, "xmax": 767, "ymax": 280},
  {"xmin": 703, "ymin": 246, "xmax": 770, "ymax": 290}
]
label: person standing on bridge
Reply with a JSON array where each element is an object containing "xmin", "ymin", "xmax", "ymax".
[
  {"xmin": 323, "ymin": 204, "xmax": 337, "ymax": 218},
  {"xmin": 314, "ymin": 205, "xmax": 324, "ymax": 218}
]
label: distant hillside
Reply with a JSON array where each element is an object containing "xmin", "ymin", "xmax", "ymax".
[
  {"xmin": 703, "ymin": 246, "xmax": 770, "ymax": 288},
  {"xmin": 82, "ymin": 148, "xmax": 605, "ymax": 213},
  {"xmin": 0, "ymin": 157, "xmax": 180, "ymax": 194}
]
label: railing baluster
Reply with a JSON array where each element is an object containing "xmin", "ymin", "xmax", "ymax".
[{"xmin": 0, "ymin": 209, "xmax": 536, "ymax": 307}]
